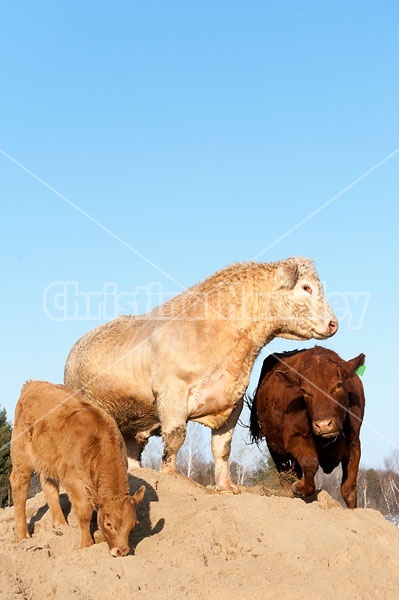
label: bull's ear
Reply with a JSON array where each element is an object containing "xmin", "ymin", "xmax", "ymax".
[
  {"xmin": 274, "ymin": 261, "xmax": 299, "ymax": 290},
  {"xmin": 275, "ymin": 370, "xmax": 300, "ymax": 387},
  {"xmin": 131, "ymin": 485, "xmax": 145, "ymax": 507},
  {"xmin": 344, "ymin": 353, "xmax": 366, "ymax": 377},
  {"xmin": 86, "ymin": 485, "xmax": 101, "ymax": 510}
]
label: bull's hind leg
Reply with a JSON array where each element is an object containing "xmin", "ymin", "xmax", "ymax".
[
  {"xmin": 10, "ymin": 464, "xmax": 32, "ymax": 540},
  {"xmin": 211, "ymin": 399, "xmax": 243, "ymax": 494},
  {"xmin": 39, "ymin": 474, "xmax": 67, "ymax": 528}
]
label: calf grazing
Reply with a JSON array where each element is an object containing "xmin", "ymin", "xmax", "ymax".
[
  {"xmin": 64, "ymin": 257, "xmax": 338, "ymax": 493},
  {"xmin": 10, "ymin": 381, "xmax": 145, "ymax": 556},
  {"xmin": 249, "ymin": 347, "xmax": 365, "ymax": 508}
]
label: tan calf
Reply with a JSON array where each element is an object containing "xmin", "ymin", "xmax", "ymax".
[{"xmin": 10, "ymin": 381, "xmax": 145, "ymax": 556}]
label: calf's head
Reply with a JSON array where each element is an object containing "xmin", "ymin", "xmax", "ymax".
[
  {"xmin": 277, "ymin": 352, "xmax": 365, "ymax": 438},
  {"xmin": 271, "ymin": 258, "xmax": 338, "ymax": 341},
  {"xmin": 89, "ymin": 485, "xmax": 146, "ymax": 557}
]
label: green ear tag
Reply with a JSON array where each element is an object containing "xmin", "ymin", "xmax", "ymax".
[{"xmin": 355, "ymin": 365, "xmax": 366, "ymax": 376}]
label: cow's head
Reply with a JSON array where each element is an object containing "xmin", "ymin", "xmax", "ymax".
[
  {"xmin": 271, "ymin": 257, "xmax": 338, "ymax": 341},
  {"xmin": 89, "ymin": 485, "xmax": 145, "ymax": 557},
  {"xmin": 276, "ymin": 352, "xmax": 365, "ymax": 438}
]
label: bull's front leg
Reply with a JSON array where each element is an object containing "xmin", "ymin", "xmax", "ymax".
[
  {"xmin": 211, "ymin": 399, "xmax": 243, "ymax": 494},
  {"xmin": 157, "ymin": 394, "xmax": 188, "ymax": 474},
  {"xmin": 341, "ymin": 440, "xmax": 361, "ymax": 508}
]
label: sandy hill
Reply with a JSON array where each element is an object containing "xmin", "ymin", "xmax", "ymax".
[{"xmin": 1, "ymin": 468, "xmax": 399, "ymax": 599}]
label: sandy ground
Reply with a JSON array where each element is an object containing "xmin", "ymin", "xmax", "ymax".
[{"xmin": 1, "ymin": 468, "xmax": 399, "ymax": 599}]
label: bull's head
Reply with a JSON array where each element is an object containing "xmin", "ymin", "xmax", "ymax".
[
  {"xmin": 271, "ymin": 257, "xmax": 338, "ymax": 341},
  {"xmin": 89, "ymin": 485, "xmax": 145, "ymax": 557},
  {"xmin": 276, "ymin": 353, "xmax": 365, "ymax": 438}
]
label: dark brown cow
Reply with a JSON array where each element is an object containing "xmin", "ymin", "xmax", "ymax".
[
  {"xmin": 249, "ymin": 347, "xmax": 365, "ymax": 508},
  {"xmin": 10, "ymin": 381, "xmax": 145, "ymax": 555}
]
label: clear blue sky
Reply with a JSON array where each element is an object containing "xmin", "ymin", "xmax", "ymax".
[{"xmin": 1, "ymin": 1, "xmax": 398, "ymax": 468}]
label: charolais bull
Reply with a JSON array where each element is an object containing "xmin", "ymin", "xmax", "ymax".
[{"xmin": 64, "ymin": 257, "xmax": 337, "ymax": 493}]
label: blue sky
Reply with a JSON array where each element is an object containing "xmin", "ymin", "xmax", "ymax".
[{"xmin": 1, "ymin": 1, "xmax": 398, "ymax": 468}]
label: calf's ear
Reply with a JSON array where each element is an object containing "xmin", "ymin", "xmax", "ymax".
[
  {"xmin": 274, "ymin": 261, "xmax": 299, "ymax": 290},
  {"xmin": 344, "ymin": 353, "xmax": 366, "ymax": 377},
  {"xmin": 131, "ymin": 485, "xmax": 146, "ymax": 507},
  {"xmin": 86, "ymin": 485, "xmax": 101, "ymax": 510}
]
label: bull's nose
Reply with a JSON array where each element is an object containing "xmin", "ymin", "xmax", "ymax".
[{"xmin": 328, "ymin": 320, "xmax": 338, "ymax": 335}]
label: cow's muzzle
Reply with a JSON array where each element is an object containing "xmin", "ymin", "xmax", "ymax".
[{"xmin": 312, "ymin": 418, "xmax": 340, "ymax": 438}]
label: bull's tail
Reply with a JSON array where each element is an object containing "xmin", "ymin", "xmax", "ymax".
[{"xmin": 246, "ymin": 392, "xmax": 263, "ymax": 444}]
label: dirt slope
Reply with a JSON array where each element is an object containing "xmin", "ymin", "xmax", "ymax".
[{"xmin": 1, "ymin": 468, "xmax": 399, "ymax": 599}]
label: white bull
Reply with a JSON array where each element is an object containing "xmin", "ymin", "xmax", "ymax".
[{"xmin": 64, "ymin": 257, "xmax": 338, "ymax": 493}]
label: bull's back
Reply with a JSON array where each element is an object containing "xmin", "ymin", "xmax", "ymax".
[{"xmin": 64, "ymin": 317, "xmax": 155, "ymax": 403}]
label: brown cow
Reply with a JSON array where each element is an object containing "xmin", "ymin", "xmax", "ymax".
[
  {"xmin": 249, "ymin": 347, "xmax": 365, "ymax": 508},
  {"xmin": 10, "ymin": 381, "xmax": 145, "ymax": 556}
]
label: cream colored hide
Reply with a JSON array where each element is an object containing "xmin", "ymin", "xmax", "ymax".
[
  {"xmin": 10, "ymin": 381, "xmax": 145, "ymax": 555},
  {"xmin": 64, "ymin": 257, "xmax": 337, "ymax": 493}
]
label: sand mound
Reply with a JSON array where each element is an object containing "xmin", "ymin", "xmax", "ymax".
[{"xmin": 2, "ymin": 468, "xmax": 399, "ymax": 599}]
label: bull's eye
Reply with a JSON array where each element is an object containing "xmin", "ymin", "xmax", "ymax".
[
  {"xmin": 302, "ymin": 284, "xmax": 312, "ymax": 294},
  {"xmin": 336, "ymin": 382, "xmax": 344, "ymax": 390}
]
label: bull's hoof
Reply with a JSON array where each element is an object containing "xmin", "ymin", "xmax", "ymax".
[{"xmin": 215, "ymin": 483, "xmax": 241, "ymax": 495}]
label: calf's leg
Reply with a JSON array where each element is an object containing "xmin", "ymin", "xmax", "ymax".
[
  {"xmin": 10, "ymin": 465, "xmax": 32, "ymax": 540},
  {"xmin": 39, "ymin": 474, "xmax": 67, "ymax": 527},
  {"xmin": 62, "ymin": 477, "xmax": 94, "ymax": 548}
]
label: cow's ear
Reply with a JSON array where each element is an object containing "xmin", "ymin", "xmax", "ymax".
[
  {"xmin": 86, "ymin": 485, "xmax": 101, "ymax": 510},
  {"xmin": 274, "ymin": 261, "xmax": 299, "ymax": 290},
  {"xmin": 275, "ymin": 370, "xmax": 300, "ymax": 387},
  {"xmin": 344, "ymin": 353, "xmax": 366, "ymax": 378},
  {"xmin": 131, "ymin": 485, "xmax": 145, "ymax": 507}
]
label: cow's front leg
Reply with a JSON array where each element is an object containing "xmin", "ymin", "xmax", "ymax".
[
  {"xmin": 211, "ymin": 399, "xmax": 243, "ymax": 494},
  {"xmin": 286, "ymin": 435, "xmax": 318, "ymax": 497},
  {"xmin": 341, "ymin": 440, "xmax": 361, "ymax": 508}
]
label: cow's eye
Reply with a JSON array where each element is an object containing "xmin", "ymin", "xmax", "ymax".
[
  {"xmin": 302, "ymin": 284, "xmax": 312, "ymax": 294},
  {"xmin": 336, "ymin": 382, "xmax": 344, "ymax": 389}
]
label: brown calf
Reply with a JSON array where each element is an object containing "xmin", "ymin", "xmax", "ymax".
[
  {"xmin": 249, "ymin": 347, "xmax": 365, "ymax": 508},
  {"xmin": 10, "ymin": 381, "xmax": 145, "ymax": 555}
]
